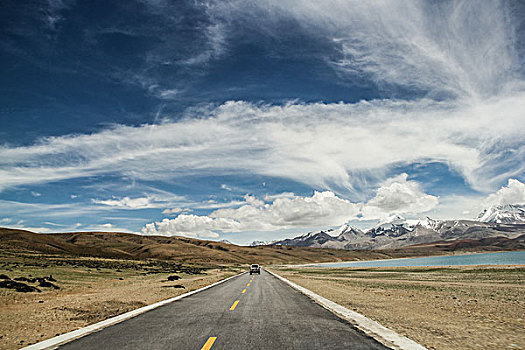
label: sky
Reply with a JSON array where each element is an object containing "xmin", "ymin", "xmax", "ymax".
[{"xmin": 1, "ymin": 0, "xmax": 525, "ymax": 245}]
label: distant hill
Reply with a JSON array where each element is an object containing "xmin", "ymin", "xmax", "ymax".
[
  {"xmin": 0, "ymin": 228, "xmax": 413, "ymax": 265},
  {"xmin": 2, "ymin": 227, "xmax": 523, "ymax": 266}
]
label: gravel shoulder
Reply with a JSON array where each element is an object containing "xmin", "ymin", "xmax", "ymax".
[{"xmin": 272, "ymin": 265, "xmax": 525, "ymax": 350}]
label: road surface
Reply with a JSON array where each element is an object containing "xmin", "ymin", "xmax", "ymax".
[{"xmin": 60, "ymin": 269, "xmax": 388, "ymax": 349}]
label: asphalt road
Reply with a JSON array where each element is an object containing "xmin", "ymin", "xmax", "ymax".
[{"xmin": 60, "ymin": 269, "xmax": 388, "ymax": 349}]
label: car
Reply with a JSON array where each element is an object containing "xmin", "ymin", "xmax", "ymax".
[{"xmin": 249, "ymin": 264, "xmax": 261, "ymax": 275}]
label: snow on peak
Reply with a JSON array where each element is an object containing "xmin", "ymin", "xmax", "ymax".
[
  {"xmin": 415, "ymin": 216, "xmax": 442, "ymax": 230},
  {"xmin": 476, "ymin": 204, "xmax": 525, "ymax": 224},
  {"xmin": 385, "ymin": 214, "xmax": 407, "ymax": 225},
  {"xmin": 249, "ymin": 240, "xmax": 278, "ymax": 246},
  {"xmin": 365, "ymin": 214, "xmax": 443, "ymax": 236},
  {"xmin": 369, "ymin": 214, "xmax": 409, "ymax": 232}
]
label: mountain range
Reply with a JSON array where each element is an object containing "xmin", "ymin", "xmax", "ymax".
[{"xmin": 252, "ymin": 204, "xmax": 525, "ymax": 250}]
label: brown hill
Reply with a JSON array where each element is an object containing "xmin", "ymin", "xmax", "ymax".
[
  {"xmin": 407, "ymin": 234, "xmax": 525, "ymax": 251},
  {"xmin": 0, "ymin": 228, "xmax": 398, "ymax": 265}
]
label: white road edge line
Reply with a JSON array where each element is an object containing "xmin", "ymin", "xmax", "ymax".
[
  {"xmin": 22, "ymin": 272, "xmax": 247, "ymax": 350},
  {"xmin": 266, "ymin": 269, "xmax": 427, "ymax": 350}
]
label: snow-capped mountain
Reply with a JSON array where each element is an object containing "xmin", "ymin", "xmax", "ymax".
[
  {"xmin": 476, "ymin": 204, "xmax": 525, "ymax": 224},
  {"xmin": 270, "ymin": 209, "xmax": 525, "ymax": 250},
  {"xmin": 219, "ymin": 239, "xmax": 235, "ymax": 245},
  {"xmin": 249, "ymin": 240, "xmax": 279, "ymax": 247},
  {"xmin": 366, "ymin": 215, "xmax": 415, "ymax": 237},
  {"xmin": 364, "ymin": 215, "xmax": 446, "ymax": 238}
]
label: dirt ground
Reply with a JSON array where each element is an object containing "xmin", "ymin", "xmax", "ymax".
[
  {"xmin": 0, "ymin": 253, "xmax": 241, "ymax": 349},
  {"xmin": 273, "ymin": 265, "xmax": 525, "ymax": 350}
]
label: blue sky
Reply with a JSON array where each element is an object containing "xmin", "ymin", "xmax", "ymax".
[{"xmin": 1, "ymin": 0, "xmax": 525, "ymax": 244}]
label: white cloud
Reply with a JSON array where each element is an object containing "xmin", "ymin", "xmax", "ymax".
[
  {"xmin": 141, "ymin": 216, "xmax": 227, "ymax": 238},
  {"xmin": 361, "ymin": 174, "xmax": 439, "ymax": 220},
  {"xmin": 85, "ymin": 223, "xmax": 131, "ymax": 233},
  {"xmin": 1, "ymin": 219, "xmax": 54, "ymax": 233},
  {"xmin": 1, "ymin": 96, "xmax": 523, "ymax": 196},
  {"xmin": 0, "ymin": 218, "xmax": 12, "ymax": 224},
  {"xmin": 212, "ymin": 0, "xmax": 521, "ymax": 100},
  {"xmin": 31, "ymin": 191, "xmax": 41, "ymax": 197},
  {"xmin": 263, "ymin": 192, "xmax": 295, "ymax": 201},
  {"xmin": 158, "ymin": 89, "xmax": 179, "ymax": 100},
  {"xmin": 221, "ymin": 184, "xmax": 232, "ymax": 191},
  {"xmin": 192, "ymin": 199, "xmax": 246, "ymax": 210},
  {"xmin": 180, "ymin": 22, "xmax": 227, "ymax": 66},
  {"xmin": 91, "ymin": 193, "xmax": 186, "ymax": 210},
  {"xmin": 92, "ymin": 196, "xmax": 156, "ymax": 209},
  {"xmin": 483, "ymin": 179, "xmax": 525, "ymax": 207},
  {"xmin": 3, "ymin": 2, "xmax": 525, "ymax": 198},
  {"xmin": 142, "ymin": 191, "xmax": 361, "ymax": 236},
  {"xmin": 43, "ymin": 221, "xmax": 65, "ymax": 227},
  {"xmin": 141, "ymin": 176, "xmax": 443, "ymax": 236},
  {"xmin": 162, "ymin": 207, "xmax": 191, "ymax": 215},
  {"xmin": 147, "ymin": 85, "xmax": 181, "ymax": 100},
  {"xmin": 220, "ymin": 191, "xmax": 360, "ymax": 229},
  {"xmin": 0, "ymin": 1, "xmax": 523, "ymax": 227}
]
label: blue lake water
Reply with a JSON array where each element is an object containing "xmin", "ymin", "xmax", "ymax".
[{"xmin": 307, "ymin": 251, "xmax": 525, "ymax": 268}]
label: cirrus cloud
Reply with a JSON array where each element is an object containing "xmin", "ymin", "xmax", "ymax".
[{"xmin": 1, "ymin": 95, "xmax": 524, "ymax": 195}]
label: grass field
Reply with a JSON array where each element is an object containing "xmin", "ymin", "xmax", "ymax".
[
  {"xmin": 272, "ymin": 265, "xmax": 525, "ymax": 350},
  {"xmin": 0, "ymin": 251, "xmax": 242, "ymax": 349}
]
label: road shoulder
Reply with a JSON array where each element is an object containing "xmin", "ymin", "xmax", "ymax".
[{"xmin": 266, "ymin": 269, "xmax": 426, "ymax": 350}]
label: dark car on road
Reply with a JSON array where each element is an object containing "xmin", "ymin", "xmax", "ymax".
[{"xmin": 250, "ymin": 264, "xmax": 261, "ymax": 275}]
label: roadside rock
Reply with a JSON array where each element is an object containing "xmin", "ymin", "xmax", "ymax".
[
  {"xmin": 38, "ymin": 280, "xmax": 60, "ymax": 289},
  {"xmin": 163, "ymin": 284, "xmax": 185, "ymax": 289},
  {"xmin": 0, "ymin": 280, "xmax": 41, "ymax": 293}
]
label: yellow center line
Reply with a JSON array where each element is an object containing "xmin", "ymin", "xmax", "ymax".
[
  {"xmin": 242, "ymin": 288, "xmax": 246, "ymax": 294},
  {"xmin": 247, "ymin": 283, "xmax": 250, "ymax": 287},
  {"xmin": 230, "ymin": 300, "xmax": 240, "ymax": 311},
  {"xmin": 201, "ymin": 337, "xmax": 217, "ymax": 350}
]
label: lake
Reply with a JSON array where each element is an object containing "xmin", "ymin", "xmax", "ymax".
[{"xmin": 306, "ymin": 251, "xmax": 525, "ymax": 268}]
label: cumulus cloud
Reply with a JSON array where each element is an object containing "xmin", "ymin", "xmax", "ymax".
[
  {"xmin": 217, "ymin": 191, "xmax": 360, "ymax": 229},
  {"xmin": 141, "ymin": 216, "xmax": 228, "ymax": 238},
  {"xmin": 362, "ymin": 174, "xmax": 439, "ymax": 220},
  {"xmin": 140, "ymin": 181, "xmax": 438, "ymax": 237},
  {"xmin": 141, "ymin": 191, "xmax": 360, "ymax": 237},
  {"xmin": 483, "ymin": 179, "xmax": 525, "ymax": 207}
]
